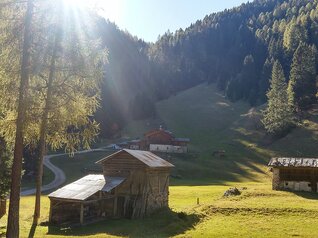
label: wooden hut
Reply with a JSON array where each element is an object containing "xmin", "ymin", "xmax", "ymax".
[
  {"xmin": 269, "ymin": 157, "xmax": 318, "ymax": 192},
  {"xmin": 0, "ymin": 199, "xmax": 6, "ymax": 219},
  {"xmin": 141, "ymin": 127, "xmax": 190, "ymax": 153},
  {"xmin": 48, "ymin": 149, "xmax": 174, "ymax": 225}
]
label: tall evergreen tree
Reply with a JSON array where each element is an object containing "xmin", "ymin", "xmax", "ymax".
[
  {"xmin": 283, "ymin": 19, "xmax": 308, "ymax": 55},
  {"xmin": 288, "ymin": 42, "xmax": 317, "ymax": 111},
  {"xmin": 262, "ymin": 60, "xmax": 294, "ymax": 135},
  {"xmin": 3, "ymin": 1, "xmax": 34, "ymax": 237},
  {"xmin": 258, "ymin": 57, "xmax": 274, "ymax": 103}
]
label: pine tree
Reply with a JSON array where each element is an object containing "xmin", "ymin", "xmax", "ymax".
[
  {"xmin": 288, "ymin": 42, "xmax": 317, "ymax": 111},
  {"xmin": 258, "ymin": 57, "xmax": 273, "ymax": 103},
  {"xmin": 283, "ymin": 19, "xmax": 308, "ymax": 54},
  {"xmin": 3, "ymin": 1, "xmax": 34, "ymax": 237},
  {"xmin": 262, "ymin": 60, "xmax": 295, "ymax": 135}
]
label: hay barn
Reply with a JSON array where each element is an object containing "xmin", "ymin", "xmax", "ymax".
[
  {"xmin": 48, "ymin": 149, "xmax": 174, "ymax": 225},
  {"xmin": 269, "ymin": 157, "xmax": 318, "ymax": 192}
]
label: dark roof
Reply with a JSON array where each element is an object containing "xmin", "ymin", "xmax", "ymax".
[
  {"xmin": 96, "ymin": 149, "xmax": 174, "ymax": 168},
  {"xmin": 174, "ymin": 138, "xmax": 190, "ymax": 142},
  {"xmin": 48, "ymin": 175, "xmax": 126, "ymax": 201},
  {"xmin": 102, "ymin": 176, "xmax": 126, "ymax": 192},
  {"xmin": 129, "ymin": 139, "xmax": 141, "ymax": 143},
  {"xmin": 118, "ymin": 142, "xmax": 128, "ymax": 146},
  {"xmin": 268, "ymin": 158, "xmax": 318, "ymax": 168}
]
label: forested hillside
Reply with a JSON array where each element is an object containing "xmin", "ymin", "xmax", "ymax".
[
  {"xmin": 96, "ymin": 0, "xmax": 318, "ymax": 138},
  {"xmin": 94, "ymin": 20, "xmax": 151, "ymax": 137}
]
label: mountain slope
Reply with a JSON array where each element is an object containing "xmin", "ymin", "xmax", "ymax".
[
  {"xmin": 124, "ymin": 83, "xmax": 318, "ymax": 183},
  {"xmin": 150, "ymin": 0, "xmax": 318, "ymax": 105},
  {"xmin": 97, "ymin": 0, "xmax": 318, "ymax": 138}
]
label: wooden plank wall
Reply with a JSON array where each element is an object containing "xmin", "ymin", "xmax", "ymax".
[
  {"xmin": 103, "ymin": 153, "xmax": 146, "ymax": 177},
  {"xmin": 50, "ymin": 199, "xmax": 81, "ymax": 225}
]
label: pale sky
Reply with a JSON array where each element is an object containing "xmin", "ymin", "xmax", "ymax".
[{"xmin": 88, "ymin": 0, "xmax": 250, "ymax": 42}]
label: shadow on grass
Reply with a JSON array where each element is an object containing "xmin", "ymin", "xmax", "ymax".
[
  {"xmin": 46, "ymin": 208, "xmax": 201, "ymax": 238},
  {"xmin": 0, "ymin": 226, "xmax": 6, "ymax": 237},
  {"xmin": 294, "ymin": 191, "xmax": 318, "ymax": 200},
  {"xmin": 168, "ymin": 153, "xmax": 268, "ymax": 186}
]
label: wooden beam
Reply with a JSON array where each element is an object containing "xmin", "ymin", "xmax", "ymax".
[
  {"xmin": 80, "ymin": 203, "xmax": 84, "ymax": 225},
  {"xmin": 49, "ymin": 200, "xmax": 53, "ymax": 223},
  {"xmin": 113, "ymin": 188, "xmax": 118, "ymax": 217},
  {"xmin": 49, "ymin": 196, "xmax": 115, "ymax": 204}
]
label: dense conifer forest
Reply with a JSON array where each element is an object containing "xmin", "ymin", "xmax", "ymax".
[{"xmin": 95, "ymin": 0, "xmax": 318, "ymax": 137}]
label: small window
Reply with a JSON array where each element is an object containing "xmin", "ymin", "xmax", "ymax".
[
  {"xmin": 308, "ymin": 183, "xmax": 311, "ymax": 187},
  {"xmin": 285, "ymin": 182, "xmax": 288, "ymax": 186}
]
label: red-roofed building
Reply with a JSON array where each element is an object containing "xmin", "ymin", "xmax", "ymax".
[{"xmin": 141, "ymin": 127, "xmax": 190, "ymax": 153}]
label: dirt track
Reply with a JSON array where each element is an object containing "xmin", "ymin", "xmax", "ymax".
[{"xmin": 21, "ymin": 148, "xmax": 107, "ymax": 196}]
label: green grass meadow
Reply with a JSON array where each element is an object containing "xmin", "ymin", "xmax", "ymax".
[
  {"xmin": 2, "ymin": 183, "xmax": 318, "ymax": 237},
  {"xmin": 2, "ymin": 83, "xmax": 318, "ymax": 237}
]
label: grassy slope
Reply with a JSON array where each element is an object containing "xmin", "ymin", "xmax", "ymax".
[
  {"xmin": 3, "ymin": 83, "xmax": 318, "ymax": 237},
  {"xmin": 125, "ymin": 83, "xmax": 318, "ymax": 184}
]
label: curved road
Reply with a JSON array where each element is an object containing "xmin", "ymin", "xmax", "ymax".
[{"xmin": 21, "ymin": 148, "xmax": 107, "ymax": 196}]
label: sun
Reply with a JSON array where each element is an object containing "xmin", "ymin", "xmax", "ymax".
[
  {"xmin": 63, "ymin": 0, "xmax": 91, "ymax": 9},
  {"xmin": 66, "ymin": 0, "xmax": 122, "ymax": 20}
]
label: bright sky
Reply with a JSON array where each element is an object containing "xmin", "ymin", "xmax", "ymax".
[{"xmin": 90, "ymin": 0, "xmax": 249, "ymax": 42}]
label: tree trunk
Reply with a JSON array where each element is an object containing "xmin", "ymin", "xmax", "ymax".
[
  {"xmin": 33, "ymin": 22, "xmax": 60, "ymax": 225},
  {"xmin": 6, "ymin": 1, "xmax": 34, "ymax": 237}
]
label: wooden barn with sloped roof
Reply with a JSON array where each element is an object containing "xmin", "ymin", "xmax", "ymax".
[
  {"xmin": 269, "ymin": 157, "xmax": 318, "ymax": 192},
  {"xmin": 142, "ymin": 127, "xmax": 190, "ymax": 153},
  {"xmin": 48, "ymin": 149, "xmax": 174, "ymax": 225}
]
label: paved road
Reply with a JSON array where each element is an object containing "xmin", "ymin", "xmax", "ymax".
[{"xmin": 21, "ymin": 148, "xmax": 108, "ymax": 196}]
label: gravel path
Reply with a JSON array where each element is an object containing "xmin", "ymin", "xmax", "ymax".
[{"xmin": 20, "ymin": 148, "xmax": 108, "ymax": 196}]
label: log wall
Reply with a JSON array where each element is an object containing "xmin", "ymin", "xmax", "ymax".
[
  {"xmin": 104, "ymin": 164, "xmax": 171, "ymax": 219},
  {"xmin": 103, "ymin": 153, "xmax": 146, "ymax": 177},
  {"xmin": 272, "ymin": 168, "xmax": 280, "ymax": 190},
  {"xmin": 50, "ymin": 199, "xmax": 80, "ymax": 225},
  {"xmin": 273, "ymin": 167, "xmax": 318, "ymax": 192}
]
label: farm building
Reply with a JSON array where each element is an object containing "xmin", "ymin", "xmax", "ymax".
[
  {"xmin": 143, "ymin": 127, "xmax": 190, "ymax": 153},
  {"xmin": 125, "ymin": 127, "xmax": 190, "ymax": 153},
  {"xmin": 0, "ymin": 199, "xmax": 6, "ymax": 219},
  {"xmin": 127, "ymin": 139, "xmax": 141, "ymax": 150},
  {"xmin": 48, "ymin": 149, "xmax": 174, "ymax": 225},
  {"xmin": 116, "ymin": 127, "xmax": 190, "ymax": 153},
  {"xmin": 269, "ymin": 157, "xmax": 318, "ymax": 192}
]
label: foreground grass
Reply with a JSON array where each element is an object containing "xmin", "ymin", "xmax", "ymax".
[{"xmin": 1, "ymin": 183, "xmax": 318, "ymax": 237}]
